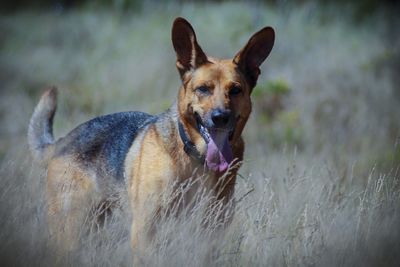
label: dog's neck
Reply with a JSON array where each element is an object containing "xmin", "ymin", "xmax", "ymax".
[
  {"xmin": 177, "ymin": 120, "xmax": 205, "ymax": 163},
  {"xmin": 166, "ymin": 101, "xmax": 204, "ymax": 163}
]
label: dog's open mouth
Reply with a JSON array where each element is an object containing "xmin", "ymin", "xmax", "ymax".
[{"xmin": 195, "ymin": 113, "xmax": 234, "ymax": 173}]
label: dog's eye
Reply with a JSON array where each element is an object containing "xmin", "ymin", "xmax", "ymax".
[
  {"xmin": 229, "ymin": 86, "xmax": 242, "ymax": 96},
  {"xmin": 196, "ymin": 86, "xmax": 211, "ymax": 95}
]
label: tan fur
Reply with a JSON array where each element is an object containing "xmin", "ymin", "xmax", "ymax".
[
  {"xmin": 47, "ymin": 157, "xmax": 97, "ymax": 251},
  {"xmin": 126, "ymin": 121, "xmax": 242, "ymax": 253}
]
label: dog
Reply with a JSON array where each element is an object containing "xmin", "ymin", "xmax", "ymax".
[{"xmin": 28, "ymin": 17, "xmax": 274, "ymax": 255}]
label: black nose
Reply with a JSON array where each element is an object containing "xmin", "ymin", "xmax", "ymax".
[{"xmin": 211, "ymin": 109, "xmax": 232, "ymax": 127}]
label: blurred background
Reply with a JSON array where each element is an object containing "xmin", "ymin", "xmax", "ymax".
[{"xmin": 1, "ymin": 0, "xmax": 400, "ymax": 266}]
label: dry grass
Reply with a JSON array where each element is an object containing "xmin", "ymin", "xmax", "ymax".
[{"xmin": 1, "ymin": 2, "xmax": 399, "ymax": 266}]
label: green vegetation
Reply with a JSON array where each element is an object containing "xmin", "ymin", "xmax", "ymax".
[
  {"xmin": 253, "ymin": 79, "xmax": 302, "ymax": 148},
  {"xmin": 254, "ymin": 78, "xmax": 291, "ymax": 98}
]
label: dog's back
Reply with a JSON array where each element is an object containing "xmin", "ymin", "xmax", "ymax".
[
  {"xmin": 54, "ymin": 111, "xmax": 155, "ymax": 181},
  {"xmin": 28, "ymin": 87, "xmax": 155, "ymax": 182}
]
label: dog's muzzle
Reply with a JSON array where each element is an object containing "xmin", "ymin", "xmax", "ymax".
[{"xmin": 195, "ymin": 111, "xmax": 235, "ymax": 173}]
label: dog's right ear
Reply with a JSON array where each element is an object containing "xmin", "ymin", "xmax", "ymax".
[{"xmin": 172, "ymin": 17, "xmax": 208, "ymax": 79}]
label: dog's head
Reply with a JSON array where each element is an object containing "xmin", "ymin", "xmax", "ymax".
[{"xmin": 172, "ymin": 17, "xmax": 274, "ymax": 172}]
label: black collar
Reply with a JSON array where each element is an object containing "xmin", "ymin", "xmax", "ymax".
[{"xmin": 178, "ymin": 121, "xmax": 205, "ymax": 163}]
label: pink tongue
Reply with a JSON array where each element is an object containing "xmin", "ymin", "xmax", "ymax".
[{"xmin": 205, "ymin": 129, "xmax": 233, "ymax": 173}]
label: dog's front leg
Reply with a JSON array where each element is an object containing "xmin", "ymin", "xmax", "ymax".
[{"xmin": 126, "ymin": 129, "xmax": 177, "ymax": 263}]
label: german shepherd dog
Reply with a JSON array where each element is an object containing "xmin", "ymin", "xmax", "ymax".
[{"xmin": 28, "ymin": 18, "xmax": 274, "ymax": 255}]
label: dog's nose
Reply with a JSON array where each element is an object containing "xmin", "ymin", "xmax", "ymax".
[{"xmin": 211, "ymin": 109, "xmax": 232, "ymax": 127}]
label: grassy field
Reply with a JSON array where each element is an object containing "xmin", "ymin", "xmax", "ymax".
[{"xmin": 1, "ymin": 1, "xmax": 400, "ymax": 266}]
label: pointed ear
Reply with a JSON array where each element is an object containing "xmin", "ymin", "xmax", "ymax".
[
  {"xmin": 233, "ymin": 27, "xmax": 275, "ymax": 89},
  {"xmin": 172, "ymin": 17, "xmax": 208, "ymax": 79}
]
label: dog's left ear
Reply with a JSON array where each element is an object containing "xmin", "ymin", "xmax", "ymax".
[
  {"xmin": 172, "ymin": 17, "xmax": 209, "ymax": 79},
  {"xmin": 233, "ymin": 27, "xmax": 275, "ymax": 90}
]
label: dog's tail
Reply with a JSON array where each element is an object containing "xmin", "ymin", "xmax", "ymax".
[{"xmin": 28, "ymin": 87, "xmax": 58, "ymax": 165}]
